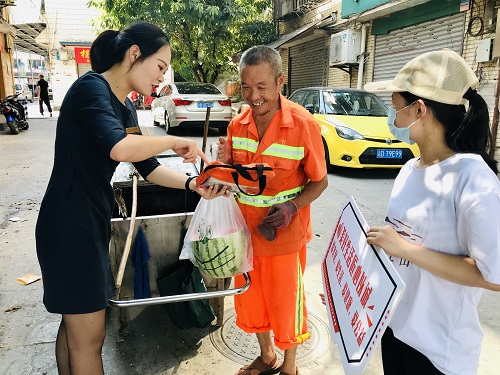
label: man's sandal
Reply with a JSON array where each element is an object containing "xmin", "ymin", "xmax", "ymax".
[
  {"xmin": 235, "ymin": 354, "xmax": 281, "ymax": 375},
  {"xmin": 279, "ymin": 368, "xmax": 299, "ymax": 375}
]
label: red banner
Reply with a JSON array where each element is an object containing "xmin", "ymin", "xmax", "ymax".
[{"xmin": 74, "ymin": 47, "xmax": 90, "ymax": 64}]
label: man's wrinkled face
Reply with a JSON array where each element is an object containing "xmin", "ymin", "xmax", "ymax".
[{"xmin": 240, "ymin": 62, "xmax": 284, "ymax": 117}]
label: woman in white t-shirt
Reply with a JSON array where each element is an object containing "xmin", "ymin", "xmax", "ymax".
[{"xmin": 364, "ymin": 49, "xmax": 500, "ymax": 375}]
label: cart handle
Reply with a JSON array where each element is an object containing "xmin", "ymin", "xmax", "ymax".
[{"xmin": 108, "ymin": 272, "xmax": 250, "ymax": 308}]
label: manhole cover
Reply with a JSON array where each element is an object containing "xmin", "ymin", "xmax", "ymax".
[{"xmin": 209, "ymin": 310, "xmax": 331, "ymax": 365}]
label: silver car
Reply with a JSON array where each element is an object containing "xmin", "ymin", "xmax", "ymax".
[
  {"xmin": 14, "ymin": 83, "xmax": 34, "ymax": 103},
  {"xmin": 151, "ymin": 82, "xmax": 232, "ymax": 134}
]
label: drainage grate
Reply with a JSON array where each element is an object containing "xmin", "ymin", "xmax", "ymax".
[{"xmin": 209, "ymin": 310, "xmax": 331, "ymax": 365}]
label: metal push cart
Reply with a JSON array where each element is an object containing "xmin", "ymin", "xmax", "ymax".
[{"xmin": 107, "ymin": 154, "xmax": 249, "ymax": 340}]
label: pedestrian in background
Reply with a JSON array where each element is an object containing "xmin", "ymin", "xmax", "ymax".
[
  {"xmin": 35, "ymin": 22, "xmax": 228, "ymax": 375},
  {"xmin": 37, "ymin": 74, "xmax": 52, "ymax": 117},
  {"xmin": 364, "ymin": 49, "xmax": 500, "ymax": 375},
  {"xmin": 217, "ymin": 45, "xmax": 328, "ymax": 375}
]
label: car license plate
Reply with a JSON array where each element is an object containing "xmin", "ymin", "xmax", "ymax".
[
  {"xmin": 197, "ymin": 102, "xmax": 214, "ymax": 108},
  {"xmin": 377, "ymin": 149, "xmax": 402, "ymax": 159}
]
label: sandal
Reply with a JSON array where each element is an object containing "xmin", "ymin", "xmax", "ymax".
[
  {"xmin": 279, "ymin": 368, "xmax": 299, "ymax": 375},
  {"xmin": 235, "ymin": 354, "xmax": 281, "ymax": 375}
]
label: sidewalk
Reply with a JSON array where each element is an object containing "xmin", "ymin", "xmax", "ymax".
[{"xmin": 23, "ymin": 99, "xmax": 59, "ymax": 120}]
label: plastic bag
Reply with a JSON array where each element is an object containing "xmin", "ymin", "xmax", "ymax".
[{"xmin": 180, "ymin": 196, "xmax": 253, "ymax": 278}]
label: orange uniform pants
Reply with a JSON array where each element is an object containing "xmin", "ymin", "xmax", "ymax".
[{"xmin": 234, "ymin": 244, "xmax": 309, "ymax": 350}]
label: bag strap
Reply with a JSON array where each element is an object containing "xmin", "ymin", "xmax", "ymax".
[
  {"xmin": 232, "ymin": 164, "xmax": 264, "ymax": 181},
  {"xmin": 202, "ymin": 163, "xmax": 272, "ymax": 175},
  {"xmin": 203, "ymin": 163, "xmax": 271, "ymax": 196},
  {"xmin": 231, "ymin": 164, "xmax": 266, "ymax": 196}
]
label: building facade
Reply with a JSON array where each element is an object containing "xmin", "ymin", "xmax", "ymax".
[
  {"xmin": 0, "ymin": 6, "xmax": 16, "ymax": 99},
  {"xmin": 272, "ymin": 0, "xmax": 500, "ymax": 160},
  {"xmin": 34, "ymin": 0, "xmax": 101, "ymax": 109}
]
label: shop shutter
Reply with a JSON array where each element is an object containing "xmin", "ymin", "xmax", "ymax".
[
  {"xmin": 289, "ymin": 37, "xmax": 328, "ymax": 94},
  {"xmin": 77, "ymin": 63, "xmax": 92, "ymax": 77},
  {"xmin": 373, "ymin": 13, "xmax": 465, "ymax": 104}
]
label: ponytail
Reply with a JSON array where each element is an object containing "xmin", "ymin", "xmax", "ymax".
[
  {"xmin": 90, "ymin": 21, "xmax": 170, "ymax": 74},
  {"xmin": 400, "ymin": 91, "xmax": 498, "ymax": 174},
  {"xmin": 449, "ymin": 88, "xmax": 498, "ymax": 173}
]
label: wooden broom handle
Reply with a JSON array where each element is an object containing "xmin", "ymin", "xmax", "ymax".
[
  {"xmin": 200, "ymin": 106, "xmax": 211, "ymax": 171},
  {"xmin": 115, "ymin": 173, "xmax": 138, "ymax": 289}
]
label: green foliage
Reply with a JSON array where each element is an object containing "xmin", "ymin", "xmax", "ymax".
[
  {"xmin": 232, "ymin": 20, "xmax": 278, "ymax": 54},
  {"xmin": 88, "ymin": 0, "xmax": 277, "ymax": 84},
  {"xmin": 174, "ymin": 66, "xmax": 195, "ymax": 82}
]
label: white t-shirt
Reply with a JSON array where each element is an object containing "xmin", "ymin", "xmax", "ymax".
[{"xmin": 385, "ymin": 153, "xmax": 500, "ymax": 375}]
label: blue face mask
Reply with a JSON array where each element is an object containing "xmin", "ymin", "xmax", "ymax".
[{"xmin": 387, "ymin": 101, "xmax": 425, "ymax": 145}]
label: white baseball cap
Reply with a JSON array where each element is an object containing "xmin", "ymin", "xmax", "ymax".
[{"xmin": 364, "ymin": 49, "xmax": 478, "ymax": 105}]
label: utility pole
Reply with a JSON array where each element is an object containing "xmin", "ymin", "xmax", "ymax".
[
  {"xmin": 29, "ymin": 52, "xmax": 34, "ymax": 89},
  {"xmin": 14, "ymin": 45, "xmax": 18, "ymax": 84}
]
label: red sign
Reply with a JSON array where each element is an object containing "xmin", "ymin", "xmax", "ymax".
[{"xmin": 74, "ymin": 47, "xmax": 90, "ymax": 64}]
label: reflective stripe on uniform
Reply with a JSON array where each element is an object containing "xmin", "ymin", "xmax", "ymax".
[
  {"xmin": 295, "ymin": 257, "xmax": 305, "ymax": 338},
  {"xmin": 261, "ymin": 144, "xmax": 304, "ymax": 160},
  {"xmin": 232, "ymin": 137, "xmax": 304, "ymax": 161},
  {"xmin": 233, "ymin": 137, "xmax": 258, "ymax": 153},
  {"xmin": 237, "ymin": 186, "xmax": 304, "ymax": 207}
]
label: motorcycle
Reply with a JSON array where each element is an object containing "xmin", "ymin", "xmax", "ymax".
[{"xmin": 1, "ymin": 93, "xmax": 29, "ymax": 135}]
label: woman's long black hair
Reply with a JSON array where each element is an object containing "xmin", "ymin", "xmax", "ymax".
[
  {"xmin": 90, "ymin": 21, "xmax": 170, "ymax": 74},
  {"xmin": 401, "ymin": 91, "xmax": 498, "ymax": 174}
]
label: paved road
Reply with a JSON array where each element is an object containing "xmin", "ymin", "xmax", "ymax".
[{"xmin": 0, "ymin": 109, "xmax": 498, "ymax": 374}]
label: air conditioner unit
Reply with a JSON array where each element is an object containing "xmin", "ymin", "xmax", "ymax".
[{"xmin": 329, "ymin": 29, "xmax": 362, "ymax": 66}]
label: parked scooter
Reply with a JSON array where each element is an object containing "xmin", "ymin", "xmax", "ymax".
[{"xmin": 1, "ymin": 93, "xmax": 29, "ymax": 134}]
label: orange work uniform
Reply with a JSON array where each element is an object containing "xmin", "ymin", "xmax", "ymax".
[{"xmin": 229, "ymin": 94, "xmax": 326, "ymax": 350}]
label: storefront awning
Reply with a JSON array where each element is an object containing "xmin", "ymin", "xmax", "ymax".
[
  {"xmin": 12, "ymin": 22, "xmax": 47, "ymax": 56},
  {"xmin": 267, "ymin": 21, "xmax": 320, "ymax": 49},
  {"xmin": 352, "ymin": 0, "xmax": 432, "ymax": 22},
  {"xmin": 59, "ymin": 41, "xmax": 93, "ymax": 47}
]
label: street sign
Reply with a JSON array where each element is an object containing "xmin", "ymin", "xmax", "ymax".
[{"xmin": 322, "ymin": 196, "xmax": 405, "ymax": 374}]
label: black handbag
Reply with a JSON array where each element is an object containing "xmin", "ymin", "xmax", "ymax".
[{"xmin": 156, "ymin": 224, "xmax": 215, "ymax": 329}]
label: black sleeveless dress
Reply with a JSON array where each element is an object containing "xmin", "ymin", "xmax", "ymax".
[{"xmin": 35, "ymin": 72, "xmax": 159, "ymax": 314}]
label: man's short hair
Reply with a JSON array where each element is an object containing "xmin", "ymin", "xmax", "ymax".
[
  {"xmin": 239, "ymin": 46, "xmax": 283, "ymax": 81},
  {"xmin": 39, "ymin": 74, "xmax": 44, "ymax": 79}
]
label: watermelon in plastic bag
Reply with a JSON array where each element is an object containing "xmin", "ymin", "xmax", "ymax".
[
  {"xmin": 180, "ymin": 196, "xmax": 253, "ymax": 278},
  {"xmin": 192, "ymin": 229, "xmax": 248, "ymax": 277}
]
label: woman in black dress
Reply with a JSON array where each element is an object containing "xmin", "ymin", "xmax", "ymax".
[{"xmin": 35, "ymin": 22, "xmax": 227, "ymax": 374}]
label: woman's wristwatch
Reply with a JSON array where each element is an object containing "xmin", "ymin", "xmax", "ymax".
[{"xmin": 185, "ymin": 175, "xmax": 198, "ymax": 192}]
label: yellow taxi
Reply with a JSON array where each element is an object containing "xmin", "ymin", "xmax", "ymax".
[{"xmin": 288, "ymin": 87, "xmax": 420, "ymax": 169}]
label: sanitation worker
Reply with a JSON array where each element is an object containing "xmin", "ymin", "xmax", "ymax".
[{"xmin": 218, "ymin": 45, "xmax": 328, "ymax": 375}]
